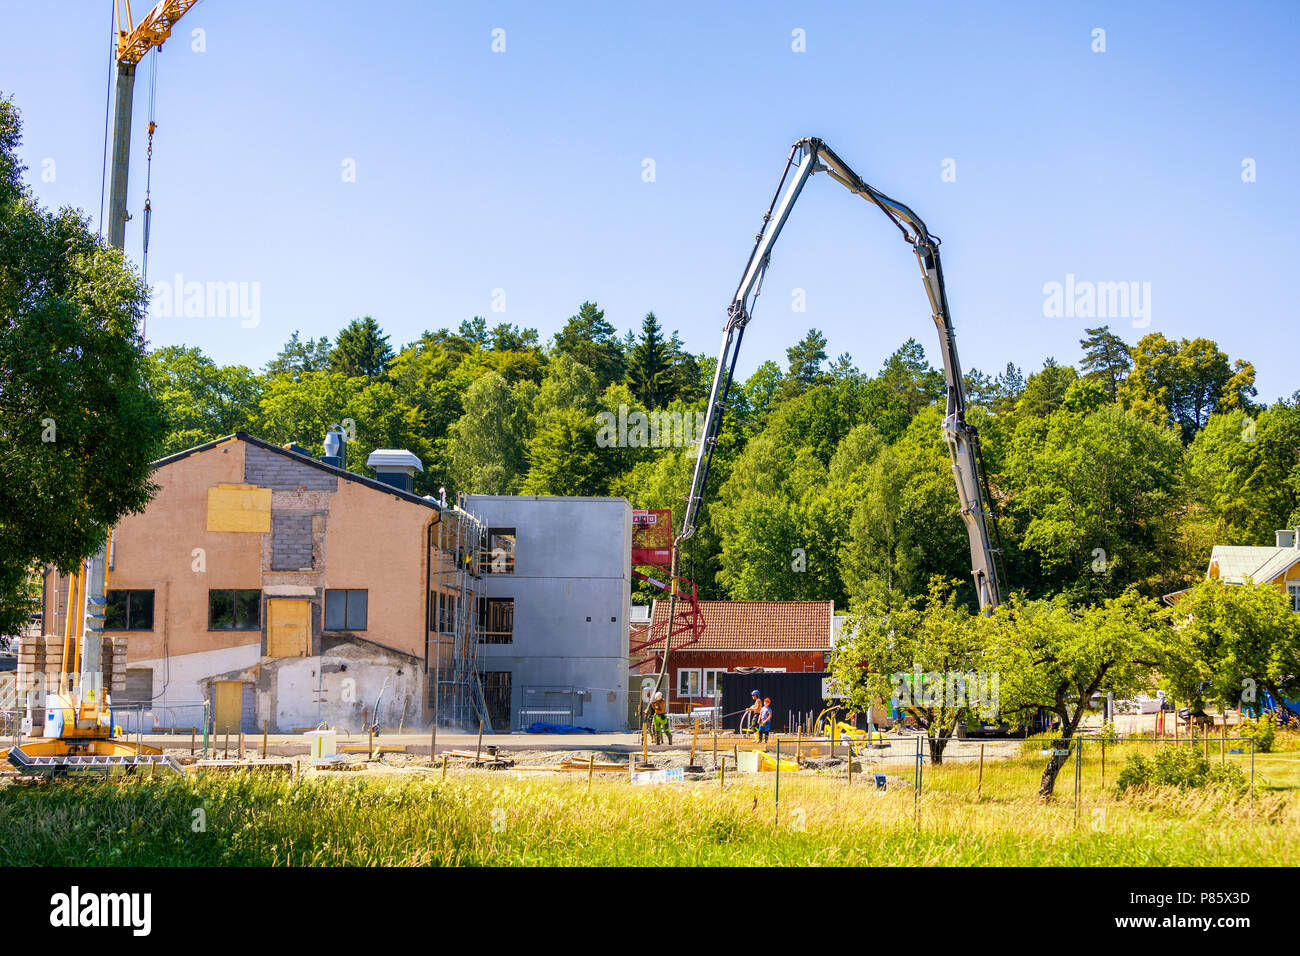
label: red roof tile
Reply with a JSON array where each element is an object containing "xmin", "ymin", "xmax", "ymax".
[{"xmin": 641, "ymin": 600, "xmax": 833, "ymax": 651}]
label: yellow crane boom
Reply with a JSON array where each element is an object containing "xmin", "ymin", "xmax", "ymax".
[
  {"xmin": 115, "ymin": 0, "xmax": 202, "ymax": 65},
  {"xmin": 106, "ymin": 0, "xmax": 202, "ymax": 249}
]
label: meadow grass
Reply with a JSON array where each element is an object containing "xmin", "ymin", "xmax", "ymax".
[{"xmin": 1, "ymin": 748, "xmax": 1295, "ymax": 866}]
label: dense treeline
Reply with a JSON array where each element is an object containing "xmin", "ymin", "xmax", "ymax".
[{"xmin": 148, "ymin": 301, "xmax": 1299, "ymax": 610}]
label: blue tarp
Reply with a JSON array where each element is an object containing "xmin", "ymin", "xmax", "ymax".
[{"xmin": 526, "ymin": 722, "xmax": 596, "ymax": 735}]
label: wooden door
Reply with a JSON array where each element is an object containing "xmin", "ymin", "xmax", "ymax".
[
  {"xmin": 214, "ymin": 681, "xmax": 242, "ymax": 733},
  {"xmin": 267, "ymin": 599, "xmax": 311, "ymax": 658}
]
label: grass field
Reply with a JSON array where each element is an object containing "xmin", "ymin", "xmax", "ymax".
[{"xmin": 2, "ymin": 744, "xmax": 1296, "ymax": 866}]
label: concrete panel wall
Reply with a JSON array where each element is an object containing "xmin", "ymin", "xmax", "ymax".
[{"xmin": 466, "ymin": 495, "xmax": 631, "ymax": 732}]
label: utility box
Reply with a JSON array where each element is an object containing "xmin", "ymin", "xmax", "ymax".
[{"xmin": 304, "ymin": 728, "xmax": 336, "ymax": 758}]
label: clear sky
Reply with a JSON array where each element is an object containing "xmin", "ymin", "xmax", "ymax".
[{"xmin": 3, "ymin": 1, "xmax": 1298, "ymax": 401}]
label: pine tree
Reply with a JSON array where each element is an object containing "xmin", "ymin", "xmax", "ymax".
[
  {"xmin": 1079, "ymin": 325, "xmax": 1132, "ymax": 400},
  {"xmin": 625, "ymin": 312, "xmax": 674, "ymax": 408},
  {"xmin": 553, "ymin": 301, "xmax": 625, "ymax": 389},
  {"xmin": 329, "ymin": 316, "xmax": 393, "ymax": 379}
]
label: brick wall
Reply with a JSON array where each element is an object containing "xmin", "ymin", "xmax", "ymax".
[
  {"xmin": 272, "ymin": 514, "xmax": 315, "ymax": 570},
  {"xmin": 244, "ymin": 445, "xmax": 338, "ymax": 492}
]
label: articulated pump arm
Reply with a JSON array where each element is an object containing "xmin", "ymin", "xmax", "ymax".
[{"xmin": 677, "ymin": 137, "xmax": 1005, "ymax": 612}]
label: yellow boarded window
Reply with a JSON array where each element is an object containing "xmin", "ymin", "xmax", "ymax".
[
  {"xmin": 266, "ymin": 599, "xmax": 311, "ymax": 658},
  {"xmin": 206, "ymin": 483, "xmax": 272, "ymax": 533}
]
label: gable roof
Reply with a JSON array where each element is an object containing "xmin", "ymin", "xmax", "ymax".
[
  {"xmin": 151, "ymin": 433, "xmax": 441, "ymax": 513},
  {"xmin": 645, "ymin": 600, "xmax": 833, "ymax": 651},
  {"xmin": 1208, "ymin": 545, "xmax": 1300, "ymax": 585}
]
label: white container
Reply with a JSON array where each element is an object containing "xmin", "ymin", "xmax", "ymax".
[{"xmin": 304, "ymin": 729, "xmax": 336, "ymax": 758}]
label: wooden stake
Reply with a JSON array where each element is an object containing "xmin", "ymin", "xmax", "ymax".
[
  {"xmin": 977, "ymin": 744, "xmax": 984, "ymax": 800},
  {"xmin": 1101, "ymin": 738, "xmax": 1106, "ymax": 789},
  {"xmin": 368, "ymin": 730, "xmax": 373, "ymax": 761},
  {"xmin": 431, "ymin": 722, "xmax": 437, "ymax": 767},
  {"xmin": 261, "ymin": 721, "xmax": 268, "ymax": 760},
  {"xmin": 642, "ymin": 723, "xmax": 648, "ymax": 763},
  {"xmin": 588, "ymin": 754, "xmax": 594, "ymax": 792},
  {"xmin": 224, "ymin": 729, "xmax": 229, "ymax": 759},
  {"xmin": 441, "ymin": 754, "xmax": 448, "ymax": 780},
  {"xmin": 475, "ymin": 719, "xmax": 483, "ymax": 765},
  {"xmin": 690, "ymin": 718, "xmax": 699, "ymax": 765},
  {"xmin": 720, "ymin": 755, "xmax": 725, "ymax": 791},
  {"xmin": 239, "ymin": 730, "xmax": 245, "ymax": 758},
  {"xmin": 190, "ymin": 727, "xmax": 195, "ymax": 756}
]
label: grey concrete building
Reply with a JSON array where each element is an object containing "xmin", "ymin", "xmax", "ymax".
[{"xmin": 464, "ymin": 495, "xmax": 631, "ymax": 732}]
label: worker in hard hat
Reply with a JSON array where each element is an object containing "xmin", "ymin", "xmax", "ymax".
[
  {"xmin": 746, "ymin": 689, "xmax": 763, "ymax": 738},
  {"xmin": 646, "ymin": 691, "xmax": 672, "ymax": 745},
  {"xmin": 758, "ymin": 697, "xmax": 773, "ymax": 743}
]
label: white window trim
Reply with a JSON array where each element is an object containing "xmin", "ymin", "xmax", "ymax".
[
  {"xmin": 676, "ymin": 668, "xmax": 701, "ymax": 697},
  {"xmin": 1289, "ymin": 583, "xmax": 1300, "ymax": 612},
  {"xmin": 702, "ymin": 668, "xmax": 726, "ymax": 697}
]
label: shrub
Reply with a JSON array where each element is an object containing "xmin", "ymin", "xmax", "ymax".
[
  {"xmin": 1238, "ymin": 713, "xmax": 1276, "ymax": 754},
  {"xmin": 1116, "ymin": 745, "xmax": 1247, "ymax": 795}
]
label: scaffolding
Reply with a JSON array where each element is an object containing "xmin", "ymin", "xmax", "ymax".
[{"xmin": 429, "ymin": 501, "xmax": 492, "ymax": 731}]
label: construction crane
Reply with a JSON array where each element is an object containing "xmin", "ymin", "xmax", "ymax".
[
  {"xmin": 106, "ymin": 0, "xmax": 201, "ymax": 250},
  {"xmin": 5, "ymin": 1, "xmax": 201, "ymax": 776},
  {"xmin": 652, "ymin": 138, "xmax": 1008, "ymax": 697}
]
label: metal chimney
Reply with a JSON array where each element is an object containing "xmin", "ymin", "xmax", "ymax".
[{"xmin": 322, "ymin": 426, "xmax": 347, "ymax": 470}]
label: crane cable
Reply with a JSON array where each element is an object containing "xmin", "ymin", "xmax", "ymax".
[
  {"xmin": 141, "ymin": 48, "xmax": 159, "ymax": 343},
  {"xmin": 97, "ymin": 1, "xmax": 115, "ymax": 242}
]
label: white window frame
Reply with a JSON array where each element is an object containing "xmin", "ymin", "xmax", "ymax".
[
  {"xmin": 1289, "ymin": 583, "xmax": 1300, "ymax": 612},
  {"xmin": 702, "ymin": 668, "xmax": 726, "ymax": 697},
  {"xmin": 676, "ymin": 668, "xmax": 701, "ymax": 698}
]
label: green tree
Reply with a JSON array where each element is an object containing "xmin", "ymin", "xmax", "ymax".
[
  {"xmin": 1165, "ymin": 579, "xmax": 1300, "ymax": 720},
  {"xmin": 877, "ymin": 338, "xmax": 944, "ymax": 416},
  {"xmin": 1119, "ymin": 333, "xmax": 1257, "ymax": 440},
  {"xmin": 1001, "ymin": 404, "xmax": 1184, "ymax": 600},
  {"xmin": 446, "ymin": 372, "xmax": 531, "ymax": 494},
  {"xmin": 778, "ymin": 328, "xmax": 829, "ymax": 400},
  {"xmin": 840, "ymin": 408, "xmax": 975, "ymax": 606},
  {"xmin": 1078, "ymin": 325, "xmax": 1131, "ymax": 400},
  {"xmin": 0, "ymin": 94, "xmax": 165, "ymax": 635},
  {"xmin": 146, "ymin": 346, "xmax": 263, "ymax": 453},
  {"xmin": 1186, "ymin": 403, "xmax": 1300, "ymax": 544},
  {"xmin": 625, "ymin": 312, "xmax": 674, "ymax": 408},
  {"xmin": 329, "ymin": 316, "xmax": 393, "ymax": 379},
  {"xmin": 522, "ymin": 406, "xmax": 613, "ymax": 496},
  {"xmin": 265, "ymin": 330, "xmax": 331, "ymax": 379},
  {"xmin": 987, "ymin": 590, "xmax": 1164, "ymax": 796},
  {"xmin": 1016, "ymin": 358, "xmax": 1078, "ymax": 418},
  {"xmin": 832, "ymin": 579, "xmax": 988, "ymax": 763},
  {"xmin": 553, "ymin": 301, "xmax": 624, "ymax": 389}
]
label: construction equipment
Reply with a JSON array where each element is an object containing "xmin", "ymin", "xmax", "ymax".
[
  {"xmin": 8, "ymin": 537, "xmax": 174, "ymax": 776},
  {"xmin": 8, "ymin": 3, "xmax": 209, "ymax": 777},
  {"xmin": 106, "ymin": 0, "xmax": 202, "ymax": 249},
  {"xmin": 677, "ymin": 138, "xmax": 1006, "ymax": 615}
]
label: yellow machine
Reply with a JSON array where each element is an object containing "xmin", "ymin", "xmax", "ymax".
[
  {"xmin": 8, "ymin": 540, "xmax": 175, "ymax": 776},
  {"xmin": 815, "ymin": 706, "xmax": 884, "ymax": 755}
]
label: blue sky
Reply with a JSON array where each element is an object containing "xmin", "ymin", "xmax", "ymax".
[{"xmin": 3, "ymin": 1, "xmax": 1298, "ymax": 401}]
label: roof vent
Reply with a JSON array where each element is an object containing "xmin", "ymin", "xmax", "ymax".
[
  {"xmin": 322, "ymin": 426, "xmax": 347, "ymax": 470},
  {"xmin": 366, "ymin": 449, "xmax": 423, "ymax": 494},
  {"xmin": 1278, "ymin": 529, "xmax": 1300, "ymax": 549}
]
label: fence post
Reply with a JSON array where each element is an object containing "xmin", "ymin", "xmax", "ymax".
[
  {"xmin": 1250, "ymin": 738, "xmax": 1255, "ymax": 814},
  {"xmin": 774, "ymin": 738, "xmax": 781, "ymax": 827},
  {"xmin": 977, "ymin": 743, "xmax": 984, "ymax": 801}
]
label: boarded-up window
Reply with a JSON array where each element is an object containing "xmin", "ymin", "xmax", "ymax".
[
  {"xmin": 267, "ymin": 599, "xmax": 311, "ymax": 657},
  {"xmin": 206, "ymin": 484, "xmax": 271, "ymax": 533},
  {"xmin": 122, "ymin": 667, "xmax": 153, "ymax": 704}
]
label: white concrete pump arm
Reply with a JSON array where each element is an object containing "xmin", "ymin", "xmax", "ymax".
[{"xmin": 677, "ymin": 137, "xmax": 1005, "ymax": 612}]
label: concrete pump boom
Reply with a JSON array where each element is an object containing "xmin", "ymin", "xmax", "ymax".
[{"xmin": 678, "ymin": 137, "xmax": 1006, "ymax": 612}]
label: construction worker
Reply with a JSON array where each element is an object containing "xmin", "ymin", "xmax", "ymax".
[
  {"xmin": 758, "ymin": 697, "xmax": 773, "ymax": 743},
  {"xmin": 646, "ymin": 691, "xmax": 672, "ymax": 745},
  {"xmin": 745, "ymin": 689, "xmax": 762, "ymax": 735}
]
